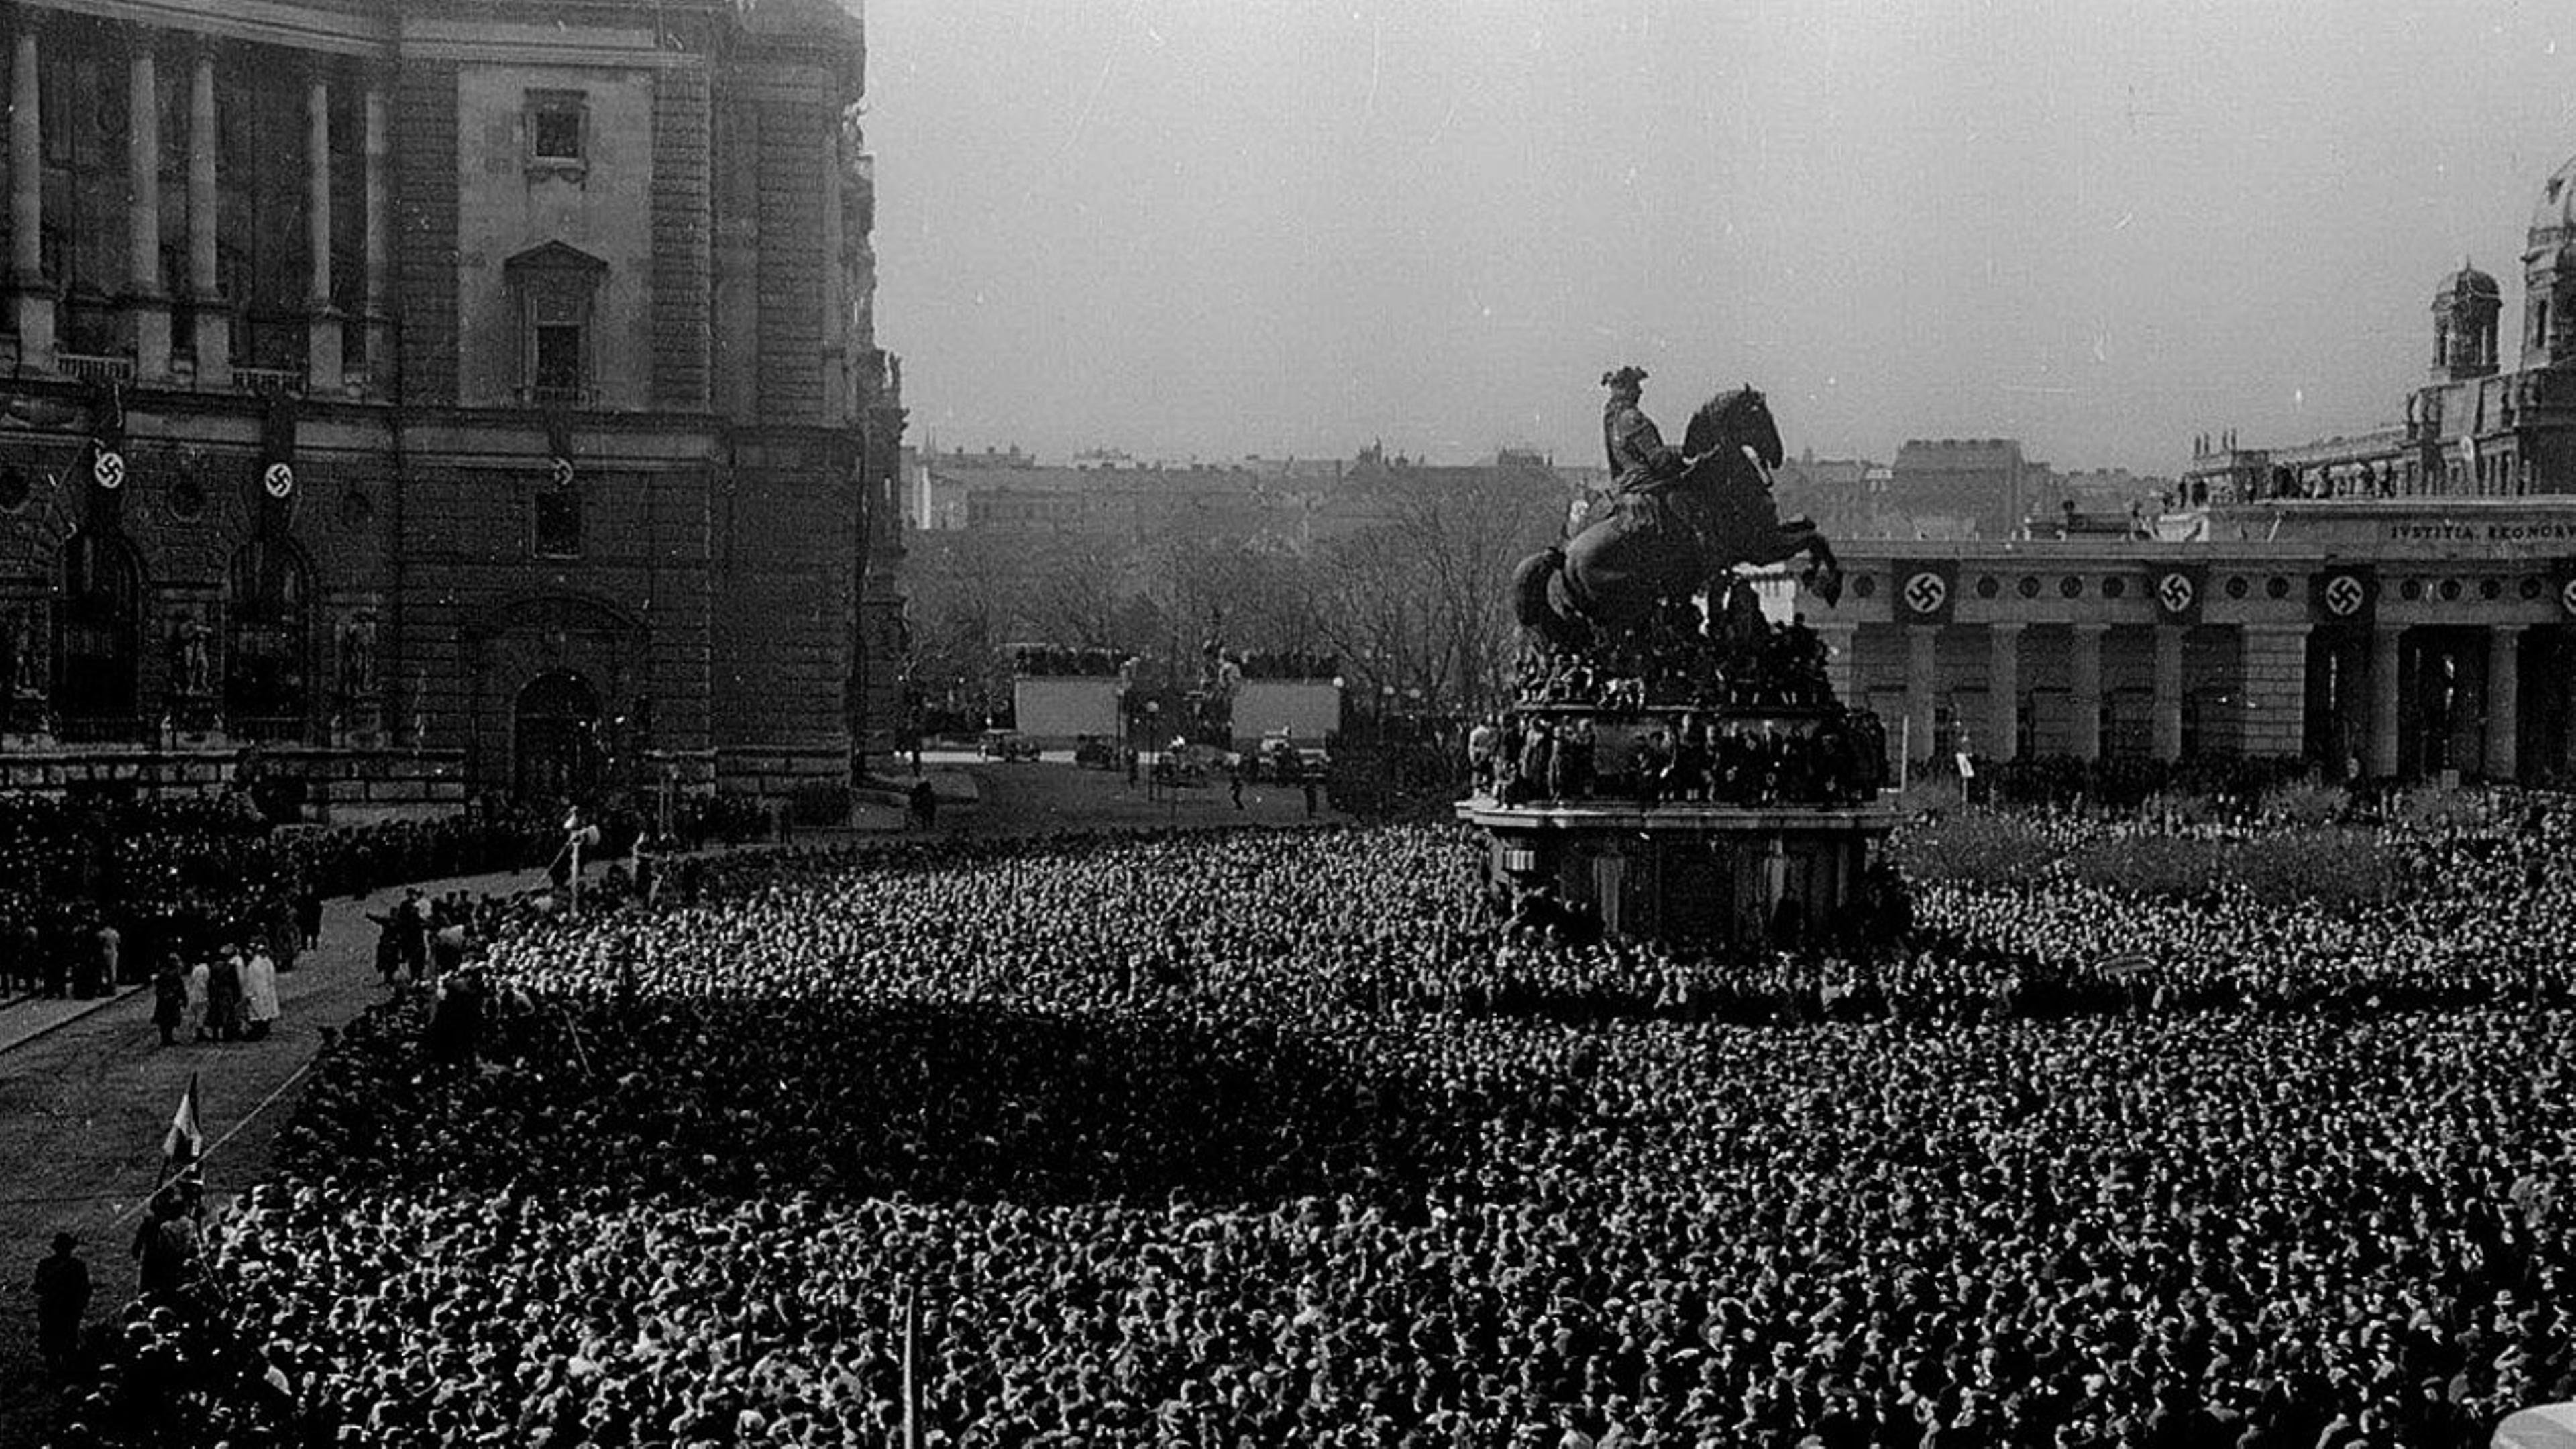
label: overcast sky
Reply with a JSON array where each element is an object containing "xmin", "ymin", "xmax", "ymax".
[{"xmin": 865, "ymin": 0, "xmax": 2576, "ymax": 474}]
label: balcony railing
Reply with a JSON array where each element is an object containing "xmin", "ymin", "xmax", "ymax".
[
  {"xmin": 52, "ymin": 715, "xmax": 148, "ymax": 745},
  {"xmin": 230, "ymin": 715, "xmax": 317, "ymax": 745},
  {"xmin": 56, "ymin": 353, "xmax": 136, "ymax": 386},
  {"xmin": 235, "ymin": 366, "xmax": 307, "ymax": 396},
  {"xmin": 519, "ymin": 384, "xmax": 598, "ymax": 408}
]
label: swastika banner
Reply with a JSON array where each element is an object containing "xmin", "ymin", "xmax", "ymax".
[
  {"xmin": 2147, "ymin": 564, "xmax": 2206, "ymax": 626},
  {"xmin": 2309, "ymin": 565, "xmax": 2377, "ymax": 627},
  {"xmin": 1892, "ymin": 560, "xmax": 1957, "ymax": 625}
]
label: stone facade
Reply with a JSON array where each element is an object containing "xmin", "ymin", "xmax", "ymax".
[
  {"xmin": 1821, "ymin": 500, "xmax": 2576, "ymax": 782},
  {"xmin": 0, "ymin": 0, "xmax": 904, "ymax": 816}
]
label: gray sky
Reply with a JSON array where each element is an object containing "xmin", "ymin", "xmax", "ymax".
[{"xmin": 867, "ymin": 0, "xmax": 2576, "ymax": 474}]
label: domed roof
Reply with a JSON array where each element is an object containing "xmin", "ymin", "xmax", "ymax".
[
  {"xmin": 2434, "ymin": 260, "xmax": 2500, "ymax": 302},
  {"xmin": 2532, "ymin": 155, "xmax": 2576, "ymax": 244}
]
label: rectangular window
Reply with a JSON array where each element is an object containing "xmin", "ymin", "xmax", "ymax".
[
  {"xmin": 533, "ymin": 490, "xmax": 582, "ymax": 559},
  {"xmin": 533, "ymin": 324, "xmax": 582, "ymax": 395},
  {"xmin": 525, "ymin": 282, "xmax": 590, "ymax": 404},
  {"xmin": 526, "ymin": 91, "xmax": 586, "ymax": 166}
]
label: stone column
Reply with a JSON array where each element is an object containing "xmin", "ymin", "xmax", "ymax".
[
  {"xmin": 303, "ymin": 61, "xmax": 340, "ymax": 388},
  {"xmin": 360, "ymin": 68, "xmax": 387, "ymax": 384},
  {"xmin": 820, "ymin": 125, "xmax": 848, "ymax": 421},
  {"xmin": 1811, "ymin": 621, "xmax": 1858, "ymax": 705},
  {"xmin": 2237, "ymin": 622, "xmax": 2312, "ymax": 759},
  {"xmin": 10, "ymin": 21, "xmax": 52, "ymax": 368},
  {"xmin": 2367, "ymin": 624, "xmax": 2403, "ymax": 779},
  {"xmin": 187, "ymin": 40, "xmax": 227, "ymax": 387},
  {"xmin": 2068, "ymin": 623, "xmax": 2106, "ymax": 762},
  {"xmin": 2151, "ymin": 624, "xmax": 2184, "ymax": 763},
  {"xmin": 1903, "ymin": 625, "xmax": 1937, "ymax": 771},
  {"xmin": 127, "ymin": 42, "xmax": 169, "ymax": 378},
  {"xmin": 2485, "ymin": 624, "xmax": 2522, "ymax": 782},
  {"xmin": 1987, "ymin": 622, "xmax": 2023, "ymax": 763}
]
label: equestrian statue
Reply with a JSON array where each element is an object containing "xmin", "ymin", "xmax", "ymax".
[{"xmin": 1513, "ymin": 367, "xmax": 1842, "ymax": 651}]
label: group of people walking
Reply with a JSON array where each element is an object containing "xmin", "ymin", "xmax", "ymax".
[{"xmin": 150, "ymin": 941, "xmax": 284, "ymax": 1046}]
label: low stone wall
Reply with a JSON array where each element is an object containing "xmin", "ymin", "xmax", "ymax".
[{"xmin": 0, "ymin": 743, "xmax": 471, "ymax": 821}]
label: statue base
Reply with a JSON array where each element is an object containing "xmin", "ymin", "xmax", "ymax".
[{"xmin": 1457, "ymin": 795, "xmax": 1898, "ymax": 952}]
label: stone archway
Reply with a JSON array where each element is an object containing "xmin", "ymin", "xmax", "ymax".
[
  {"xmin": 515, "ymin": 669, "xmax": 603, "ymax": 806},
  {"xmin": 466, "ymin": 592, "xmax": 648, "ymax": 799}
]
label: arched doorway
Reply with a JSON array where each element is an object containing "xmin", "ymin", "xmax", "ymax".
[
  {"xmin": 225, "ymin": 538, "xmax": 313, "ymax": 740},
  {"xmin": 54, "ymin": 533, "xmax": 142, "ymax": 733},
  {"xmin": 515, "ymin": 669, "xmax": 602, "ymax": 805}
]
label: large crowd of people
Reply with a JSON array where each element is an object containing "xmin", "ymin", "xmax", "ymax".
[
  {"xmin": 0, "ymin": 794, "xmax": 787, "ymax": 1004},
  {"xmin": 44, "ymin": 792, "xmax": 2576, "ymax": 1448}
]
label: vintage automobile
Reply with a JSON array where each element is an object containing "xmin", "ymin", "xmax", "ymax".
[
  {"xmin": 1073, "ymin": 735, "xmax": 1124, "ymax": 770},
  {"xmin": 977, "ymin": 729, "xmax": 1042, "ymax": 762}
]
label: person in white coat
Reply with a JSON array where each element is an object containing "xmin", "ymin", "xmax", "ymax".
[
  {"xmin": 241, "ymin": 945, "xmax": 282, "ymax": 1042},
  {"xmin": 184, "ymin": 957, "xmax": 211, "ymax": 1042}
]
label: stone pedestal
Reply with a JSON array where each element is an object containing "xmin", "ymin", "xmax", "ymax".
[{"xmin": 1459, "ymin": 796, "xmax": 1896, "ymax": 951}]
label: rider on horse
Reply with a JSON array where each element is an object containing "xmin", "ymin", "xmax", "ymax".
[
  {"xmin": 1603, "ymin": 366, "xmax": 1690, "ymax": 496},
  {"xmin": 1515, "ymin": 369, "xmax": 1842, "ymax": 649}
]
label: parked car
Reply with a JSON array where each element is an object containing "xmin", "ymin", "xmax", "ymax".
[
  {"xmin": 978, "ymin": 729, "xmax": 1042, "ymax": 761},
  {"xmin": 1073, "ymin": 735, "xmax": 1123, "ymax": 770}
]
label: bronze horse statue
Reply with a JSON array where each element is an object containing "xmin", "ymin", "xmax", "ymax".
[{"xmin": 1512, "ymin": 385, "xmax": 1841, "ymax": 650}]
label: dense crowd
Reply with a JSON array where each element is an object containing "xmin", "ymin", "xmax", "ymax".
[
  {"xmin": 48, "ymin": 796, "xmax": 2576, "ymax": 1448},
  {"xmin": 1514, "ymin": 586, "xmax": 1833, "ymax": 716},
  {"xmin": 0, "ymin": 796, "xmax": 783, "ymax": 1002},
  {"xmin": 1474, "ymin": 711, "xmax": 1888, "ymax": 810}
]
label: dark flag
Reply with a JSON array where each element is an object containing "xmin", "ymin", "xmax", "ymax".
[
  {"xmin": 543, "ymin": 407, "xmax": 577, "ymax": 490},
  {"xmin": 86, "ymin": 378, "xmax": 126, "ymax": 525},
  {"xmin": 258, "ymin": 391, "xmax": 300, "ymax": 529}
]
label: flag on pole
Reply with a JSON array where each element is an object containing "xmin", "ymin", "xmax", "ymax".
[
  {"xmin": 160, "ymin": 1072, "xmax": 203, "ymax": 1184},
  {"xmin": 901, "ymin": 1279, "xmax": 923, "ymax": 1449}
]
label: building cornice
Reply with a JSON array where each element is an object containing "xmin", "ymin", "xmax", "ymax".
[{"xmin": 29, "ymin": 0, "xmax": 394, "ymax": 59}]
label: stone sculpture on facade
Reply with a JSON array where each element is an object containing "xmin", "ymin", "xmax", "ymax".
[
  {"xmin": 170, "ymin": 610, "xmax": 213, "ymax": 698},
  {"xmin": 339, "ymin": 614, "xmax": 378, "ymax": 700}
]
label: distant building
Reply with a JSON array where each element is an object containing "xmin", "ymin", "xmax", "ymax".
[
  {"xmin": 1889, "ymin": 439, "xmax": 2053, "ymax": 540},
  {"xmin": 1815, "ymin": 152, "xmax": 2576, "ymax": 784},
  {"xmin": 912, "ymin": 441, "xmax": 1585, "ymax": 558}
]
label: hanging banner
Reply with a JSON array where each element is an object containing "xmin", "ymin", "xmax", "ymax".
[
  {"xmin": 1893, "ymin": 559, "xmax": 1957, "ymax": 625},
  {"xmin": 256, "ymin": 392, "xmax": 299, "ymax": 530},
  {"xmin": 2310, "ymin": 565, "xmax": 2377, "ymax": 627},
  {"xmin": 2148, "ymin": 564, "xmax": 2206, "ymax": 626}
]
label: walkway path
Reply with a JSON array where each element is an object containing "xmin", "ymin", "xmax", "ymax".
[{"xmin": 0, "ymin": 858, "xmax": 572, "ymax": 1444}]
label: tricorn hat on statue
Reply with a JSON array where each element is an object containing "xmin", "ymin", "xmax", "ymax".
[{"xmin": 1601, "ymin": 365, "xmax": 1649, "ymax": 390}]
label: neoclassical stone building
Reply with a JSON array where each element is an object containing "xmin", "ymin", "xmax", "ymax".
[
  {"xmin": 1827, "ymin": 156, "xmax": 2576, "ymax": 784},
  {"xmin": 0, "ymin": 0, "xmax": 904, "ymax": 814}
]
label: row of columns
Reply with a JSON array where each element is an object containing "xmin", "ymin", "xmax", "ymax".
[
  {"xmin": 1882, "ymin": 622, "xmax": 2179, "ymax": 767},
  {"xmin": 5, "ymin": 18, "xmax": 390, "ymax": 387},
  {"xmin": 1849, "ymin": 619, "xmax": 2532, "ymax": 780}
]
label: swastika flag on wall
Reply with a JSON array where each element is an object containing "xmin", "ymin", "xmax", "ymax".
[{"xmin": 1892, "ymin": 560, "xmax": 1957, "ymax": 625}]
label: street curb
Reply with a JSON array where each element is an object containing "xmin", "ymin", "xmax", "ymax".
[{"xmin": 0, "ymin": 983, "xmax": 150, "ymax": 1057}]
